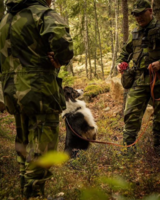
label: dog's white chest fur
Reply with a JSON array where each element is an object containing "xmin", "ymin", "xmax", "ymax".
[{"xmin": 62, "ymin": 99, "xmax": 97, "ymax": 131}]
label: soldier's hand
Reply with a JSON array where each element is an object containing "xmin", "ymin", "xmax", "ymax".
[
  {"xmin": 117, "ymin": 63, "xmax": 123, "ymax": 73},
  {"xmin": 150, "ymin": 61, "xmax": 160, "ymax": 72},
  {"xmin": 48, "ymin": 52, "xmax": 61, "ymax": 69}
]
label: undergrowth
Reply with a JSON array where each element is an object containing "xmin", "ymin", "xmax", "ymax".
[{"xmin": 0, "ymin": 76, "xmax": 160, "ymax": 200}]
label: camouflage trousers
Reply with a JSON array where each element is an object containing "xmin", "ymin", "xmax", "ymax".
[
  {"xmin": 14, "ymin": 113, "xmax": 59, "ymax": 199},
  {"xmin": 123, "ymin": 84, "xmax": 160, "ymax": 147}
]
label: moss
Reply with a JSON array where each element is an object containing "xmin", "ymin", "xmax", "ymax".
[{"xmin": 84, "ymin": 82, "xmax": 110, "ymax": 98}]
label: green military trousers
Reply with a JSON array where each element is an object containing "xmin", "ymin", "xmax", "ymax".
[
  {"xmin": 14, "ymin": 113, "xmax": 59, "ymax": 199},
  {"xmin": 123, "ymin": 83, "xmax": 160, "ymax": 147}
]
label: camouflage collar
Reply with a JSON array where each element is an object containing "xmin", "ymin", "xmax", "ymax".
[{"xmin": 138, "ymin": 17, "xmax": 157, "ymax": 31}]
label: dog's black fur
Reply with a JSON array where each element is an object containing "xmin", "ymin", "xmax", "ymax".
[{"xmin": 62, "ymin": 86, "xmax": 97, "ymax": 157}]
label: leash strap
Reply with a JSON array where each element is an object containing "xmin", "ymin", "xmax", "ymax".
[
  {"xmin": 64, "ymin": 65, "xmax": 160, "ymax": 148},
  {"xmin": 65, "ymin": 117, "xmax": 149, "ymax": 148},
  {"xmin": 148, "ymin": 64, "xmax": 160, "ymax": 101}
]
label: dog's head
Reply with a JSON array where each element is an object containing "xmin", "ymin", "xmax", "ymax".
[{"xmin": 63, "ymin": 86, "xmax": 83, "ymax": 102}]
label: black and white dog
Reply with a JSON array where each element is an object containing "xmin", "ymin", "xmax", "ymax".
[{"xmin": 62, "ymin": 86, "xmax": 98, "ymax": 157}]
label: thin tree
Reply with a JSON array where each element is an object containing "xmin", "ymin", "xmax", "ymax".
[
  {"xmin": 84, "ymin": 0, "xmax": 89, "ymax": 78},
  {"xmin": 110, "ymin": 0, "xmax": 119, "ymax": 77},
  {"xmin": 122, "ymin": 0, "xmax": 129, "ymax": 44},
  {"xmin": 94, "ymin": 1, "xmax": 104, "ymax": 79},
  {"xmin": 108, "ymin": 0, "xmax": 114, "ymax": 58},
  {"xmin": 93, "ymin": 0, "xmax": 98, "ymax": 77}
]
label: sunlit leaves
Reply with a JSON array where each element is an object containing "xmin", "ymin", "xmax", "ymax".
[
  {"xmin": 81, "ymin": 188, "xmax": 108, "ymax": 200},
  {"xmin": 33, "ymin": 151, "xmax": 69, "ymax": 168},
  {"xmin": 98, "ymin": 176, "xmax": 131, "ymax": 190}
]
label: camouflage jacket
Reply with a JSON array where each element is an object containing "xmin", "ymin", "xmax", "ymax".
[
  {"xmin": 117, "ymin": 17, "xmax": 160, "ymax": 85},
  {"xmin": 0, "ymin": 0, "xmax": 73, "ymax": 115}
]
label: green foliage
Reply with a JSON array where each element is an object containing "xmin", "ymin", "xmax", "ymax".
[
  {"xmin": 84, "ymin": 83, "xmax": 110, "ymax": 98},
  {"xmin": 80, "ymin": 188, "xmax": 108, "ymax": 200},
  {"xmin": 98, "ymin": 176, "xmax": 131, "ymax": 191},
  {"xmin": 1, "ymin": 78, "xmax": 160, "ymax": 200},
  {"xmin": 33, "ymin": 151, "xmax": 69, "ymax": 167},
  {"xmin": 58, "ymin": 66, "xmax": 76, "ymax": 86},
  {"xmin": 143, "ymin": 194, "xmax": 160, "ymax": 200}
]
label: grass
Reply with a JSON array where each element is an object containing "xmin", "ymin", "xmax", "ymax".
[{"xmin": 0, "ymin": 77, "xmax": 160, "ymax": 200}]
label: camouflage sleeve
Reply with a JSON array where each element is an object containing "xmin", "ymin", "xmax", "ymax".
[
  {"xmin": 117, "ymin": 33, "xmax": 133, "ymax": 64},
  {"xmin": 39, "ymin": 10, "xmax": 73, "ymax": 66}
]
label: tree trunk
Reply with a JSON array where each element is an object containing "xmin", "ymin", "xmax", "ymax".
[
  {"xmin": 108, "ymin": 0, "xmax": 114, "ymax": 58},
  {"xmin": 94, "ymin": 1, "xmax": 104, "ymax": 79},
  {"xmin": 84, "ymin": 0, "xmax": 89, "ymax": 78},
  {"xmin": 153, "ymin": 0, "xmax": 160, "ymax": 20},
  {"xmin": 122, "ymin": 0, "xmax": 129, "ymax": 44},
  {"xmin": 110, "ymin": 0, "xmax": 119, "ymax": 77},
  {"xmin": 63, "ymin": 0, "xmax": 74, "ymax": 75},
  {"xmin": 67, "ymin": 60, "xmax": 74, "ymax": 76},
  {"xmin": 94, "ymin": 0, "xmax": 97, "ymax": 77}
]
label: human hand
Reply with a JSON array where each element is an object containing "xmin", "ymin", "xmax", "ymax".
[
  {"xmin": 48, "ymin": 52, "xmax": 61, "ymax": 69},
  {"xmin": 149, "ymin": 61, "xmax": 160, "ymax": 72},
  {"xmin": 117, "ymin": 63, "xmax": 122, "ymax": 73},
  {"xmin": 117, "ymin": 62, "xmax": 128, "ymax": 73}
]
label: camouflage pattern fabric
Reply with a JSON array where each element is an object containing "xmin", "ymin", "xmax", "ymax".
[
  {"xmin": 0, "ymin": 0, "xmax": 73, "ymax": 115},
  {"xmin": 0, "ymin": 0, "xmax": 73, "ymax": 198},
  {"xmin": 131, "ymin": 0, "xmax": 151, "ymax": 14},
  {"xmin": 117, "ymin": 17, "xmax": 160, "ymax": 147},
  {"xmin": 15, "ymin": 113, "xmax": 59, "ymax": 198},
  {"xmin": 123, "ymin": 83, "xmax": 160, "ymax": 145}
]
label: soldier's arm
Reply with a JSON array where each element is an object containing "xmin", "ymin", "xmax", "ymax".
[
  {"xmin": 117, "ymin": 34, "xmax": 133, "ymax": 64},
  {"xmin": 39, "ymin": 10, "xmax": 73, "ymax": 66}
]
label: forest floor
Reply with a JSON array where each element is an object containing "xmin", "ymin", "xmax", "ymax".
[{"xmin": 1, "ymin": 77, "xmax": 160, "ymax": 200}]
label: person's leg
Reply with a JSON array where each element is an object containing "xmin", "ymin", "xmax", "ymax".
[
  {"xmin": 123, "ymin": 85, "xmax": 150, "ymax": 146},
  {"xmin": 14, "ymin": 114, "xmax": 29, "ymax": 197},
  {"xmin": 152, "ymin": 86, "xmax": 160, "ymax": 154},
  {"xmin": 23, "ymin": 113, "xmax": 59, "ymax": 199}
]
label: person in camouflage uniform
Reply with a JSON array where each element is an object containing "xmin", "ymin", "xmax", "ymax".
[
  {"xmin": 117, "ymin": 0, "xmax": 160, "ymax": 155},
  {"xmin": 0, "ymin": 0, "xmax": 73, "ymax": 199}
]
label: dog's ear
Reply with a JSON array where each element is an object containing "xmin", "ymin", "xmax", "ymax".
[
  {"xmin": 70, "ymin": 89, "xmax": 80, "ymax": 102},
  {"xmin": 63, "ymin": 86, "xmax": 81, "ymax": 102},
  {"xmin": 64, "ymin": 86, "xmax": 74, "ymax": 102}
]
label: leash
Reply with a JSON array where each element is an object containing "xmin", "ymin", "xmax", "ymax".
[
  {"xmin": 65, "ymin": 117, "xmax": 150, "ymax": 148},
  {"xmin": 148, "ymin": 63, "xmax": 160, "ymax": 101},
  {"xmin": 64, "ymin": 64, "xmax": 160, "ymax": 148}
]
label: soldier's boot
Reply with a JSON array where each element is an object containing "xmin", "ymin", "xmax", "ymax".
[
  {"xmin": 23, "ymin": 181, "xmax": 33, "ymax": 199},
  {"xmin": 19, "ymin": 163, "xmax": 26, "ymax": 197},
  {"xmin": 32, "ymin": 180, "xmax": 45, "ymax": 198},
  {"xmin": 23, "ymin": 179, "xmax": 45, "ymax": 199},
  {"xmin": 20, "ymin": 175, "xmax": 25, "ymax": 197}
]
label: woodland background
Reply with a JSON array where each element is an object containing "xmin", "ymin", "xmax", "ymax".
[
  {"xmin": 1, "ymin": 0, "xmax": 160, "ymax": 200},
  {"xmin": 1, "ymin": 0, "xmax": 160, "ymax": 78}
]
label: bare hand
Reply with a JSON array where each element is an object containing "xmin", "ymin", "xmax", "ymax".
[
  {"xmin": 117, "ymin": 63, "xmax": 123, "ymax": 73},
  {"xmin": 48, "ymin": 52, "xmax": 61, "ymax": 69},
  {"xmin": 149, "ymin": 61, "xmax": 160, "ymax": 72}
]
